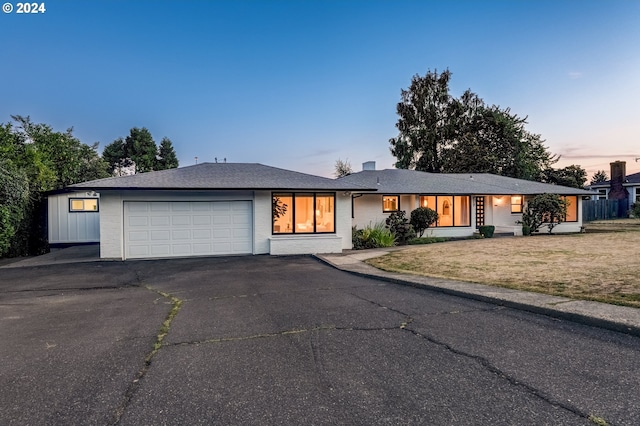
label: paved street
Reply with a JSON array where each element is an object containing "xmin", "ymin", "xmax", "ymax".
[{"xmin": 1, "ymin": 256, "xmax": 639, "ymax": 425}]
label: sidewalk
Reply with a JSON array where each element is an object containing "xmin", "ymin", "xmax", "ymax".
[{"xmin": 315, "ymin": 247, "xmax": 640, "ymax": 338}]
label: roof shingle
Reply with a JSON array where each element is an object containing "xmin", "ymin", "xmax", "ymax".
[
  {"xmin": 69, "ymin": 163, "xmax": 377, "ymax": 191},
  {"xmin": 338, "ymin": 169, "xmax": 595, "ymax": 195}
]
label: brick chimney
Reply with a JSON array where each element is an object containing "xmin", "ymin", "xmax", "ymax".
[{"xmin": 609, "ymin": 161, "xmax": 629, "ymax": 200}]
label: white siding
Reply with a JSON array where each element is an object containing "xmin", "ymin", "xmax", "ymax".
[
  {"xmin": 253, "ymin": 191, "xmax": 272, "ymax": 254},
  {"xmin": 48, "ymin": 192, "xmax": 100, "ymax": 244}
]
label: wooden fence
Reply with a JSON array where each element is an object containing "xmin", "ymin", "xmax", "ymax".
[{"xmin": 582, "ymin": 199, "xmax": 628, "ymax": 222}]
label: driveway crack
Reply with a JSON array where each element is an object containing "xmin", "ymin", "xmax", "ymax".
[
  {"xmin": 402, "ymin": 326, "xmax": 595, "ymax": 423},
  {"xmin": 168, "ymin": 325, "xmax": 337, "ymax": 346},
  {"xmin": 112, "ymin": 283, "xmax": 183, "ymax": 425}
]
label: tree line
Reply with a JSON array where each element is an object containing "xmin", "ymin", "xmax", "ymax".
[
  {"xmin": 0, "ymin": 115, "xmax": 179, "ymax": 257},
  {"xmin": 388, "ymin": 69, "xmax": 608, "ymax": 188}
]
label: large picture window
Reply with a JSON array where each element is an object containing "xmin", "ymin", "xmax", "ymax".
[
  {"xmin": 272, "ymin": 193, "xmax": 335, "ymax": 234},
  {"xmin": 419, "ymin": 195, "xmax": 470, "ymax": 227},
  {"xmin": 69, "ymin": 198, "xmax": 99, "ymax": 212}
]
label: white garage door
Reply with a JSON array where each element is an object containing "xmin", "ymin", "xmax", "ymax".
[{"xmin": 124, "ymin": 201, "xmax": 253, "ymax": 259}]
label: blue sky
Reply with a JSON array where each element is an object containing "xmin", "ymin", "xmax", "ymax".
[{"xmin": 1, "ymin": 0, "xmax": 639, "ymax": 179}]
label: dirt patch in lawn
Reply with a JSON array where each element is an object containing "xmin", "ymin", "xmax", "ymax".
[{"xmin": 366, "ymin": 220, "xmax": 640, "ymax": 308}]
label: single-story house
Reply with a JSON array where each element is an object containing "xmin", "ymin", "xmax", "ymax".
[
  {"xmin": 49, "ymin": 163, "xmax": 375, "ymax": 259},
  {"xmin": 338, "ymin": 161, "xmax": 595, "ymax": 237}
]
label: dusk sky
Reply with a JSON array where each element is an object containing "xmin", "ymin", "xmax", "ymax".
[{"xmin": 2, "ymin": 0, "xmax": 639, "ymax": 179}]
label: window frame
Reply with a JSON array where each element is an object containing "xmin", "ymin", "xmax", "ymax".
[
  {"xmin": 271, "ymin": 192, "xmax": 336, "ymax": 235},
  {"xmin": 69, "ymin": 198, "xmax": 99, "ymax": 213},
  {"xmin": 418, "ymin": 195, "xmax": 471, "ymax": 228},
  {"xmin": 382, "ymin": 195, "xmax": 400, "ymax": 213}
]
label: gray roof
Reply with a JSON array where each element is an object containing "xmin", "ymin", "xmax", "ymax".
[
  {"xmin": 69, "ymin": 163, "xmax": 377, "ymax": 191},
  {"xmin": 338, "ymin": 169, "xmax": 595, "ymax": 196}
]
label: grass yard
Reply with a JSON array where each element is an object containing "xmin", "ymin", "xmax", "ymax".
[{"xmin": 366, "ymin": 219, "xmax": 640, "ymax": 308}]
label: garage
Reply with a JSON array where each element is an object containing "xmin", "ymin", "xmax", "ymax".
[{"xmin": 124, "ymin": 200, "xmax": 252, "ymax": 259}]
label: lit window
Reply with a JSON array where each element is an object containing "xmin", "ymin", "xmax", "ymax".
[
  {"xmin": 511, "ymin": 195, "xmax": 523, "ymax": 213},
  {"xmin": 273, "ymin": 194, "xmax": 293, "ymax": 233},
  {"xmin": 69, "ymin": 198, "xmax": 99, "ymax": 212},
  {"xmin": 419, "ymin": 195, "xmax": 470, "ymax": 227},
  {"xmin": 563, "ymin": 196, "xmax": 578, "ymax": 222},
  {"xmin": 383, "ymin": 195, "xmax": 399, "ymax": 212},
  {"xmin": 272, "ymin": 193, "xmax": 335, "ymax": 234},
  {"xmin": 419, "ymin": 195, "xmax": 436, "ymax": 209},
  {"xmin": 454, "ymin": 196, "xmax": 470, "ymax": 226}
]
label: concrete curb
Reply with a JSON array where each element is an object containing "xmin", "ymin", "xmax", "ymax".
[{"xmin": 314, "ymin": 253, "xmax": 640, "ymax": 338}]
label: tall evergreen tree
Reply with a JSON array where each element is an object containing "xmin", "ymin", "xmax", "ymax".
[
  {"xmin": 590, "ymin": 170, "xmax": 608, "ymax": 185},
  {"xmin": 125, "ymin": 127, "xmax": 158, "ymax": 173},
  {"xmin": 157, "ymin": 137, "xmax": 179, "ymax": 170}
]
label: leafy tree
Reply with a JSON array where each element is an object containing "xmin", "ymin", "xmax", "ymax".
[
  {"xmin": 0, "ymin": 159, "xmax": 30, "ymax": 256},
  {"xmin": 410, "ymin": 207, "xmax": 439, "ymax": 237},
  {"xmin": 590, "ymin": 170, "xmax": 608, "ymax": 185},
  {"xmin": 103, "ymin": 128, "xmax": 179, "ymax": 175},
  {"xmin": 542, "ymin": 165, "xmax": 587, "ymax": 189},
  {"xmin": 102, "ymin": 137, "xmax": 132, "ymax": 176},
  {"xmin": 390, "ymin": 69, "xmax": 456, "ymax": 172},
  {"xmin": 520, "ymin": 193, "xmax": 568, "ymax": 235},
  {"xmin": 157, "ymin": 137, "xmax": 179, "ymax": 170},
  {"xmin": 0, "ymin": 116, "xmax": 109, "ymax": 257},
  {"xmin": 334, "ymin": 158, "xmax": 353, "ymax": 178},
  {"xmin": 389, "ymin": 69, "xmax": 558, "ymax": 180}
]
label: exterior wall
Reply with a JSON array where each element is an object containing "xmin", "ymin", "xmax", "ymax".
[
  {"xmin": 253, "ymin": 191, "xmax": 272, "ymax": 255},
  {"xmin": 48, "ymin": 192, "xmax": 100, "ymax": 244},
  {"xmin": 99, "ymin": 191, "xmax": 124, "ymax": 259},
  {"xmin": 270, "ymin": 235, "xmax": 343, "ymax": 255},
  {"xmin": 335, "ymin": 193, "xmax": 353, "ymax": 250},
  {"xmin": 352, "ymin": 194, "xmax": 388, "ymax": 229}
]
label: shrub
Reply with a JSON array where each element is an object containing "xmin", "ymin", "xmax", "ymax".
[
  {"xmin": 519, "ymin": 193, "xmax": 567, "ymax": 235},
  {"xmin": 632, "ymin": 203, "xmax": 640, "ymax": 219},
  {"xmin": 478, "ymin": 225, "xmax": 495, "ymax": 238},
  {"xmin": 352, "ymin": 222, "xmax": 395, "ymax": 249},
  {"xmin": 385, "ymin": 211, "xmax": 416, "ymax": 245},
  {"xmin": 410, "ymin": 207, "xmax": 439, "ymax": 237}
]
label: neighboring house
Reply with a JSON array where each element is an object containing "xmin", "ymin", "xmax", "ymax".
[
  {"xmin": 588, "ymin": 161, "xmax": 640, "ymax": 211},
  {"xmin": 339, "ymin": 162, "xmax": 594, "ymax": 237},
  {"xmin": 56, "ymin": 163, "xmax": 374, "ymax": 260}
]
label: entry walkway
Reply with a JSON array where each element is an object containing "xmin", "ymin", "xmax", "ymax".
[{"xmin": 315, "ymin": 247, "xmax": 640, "ymax": 337}]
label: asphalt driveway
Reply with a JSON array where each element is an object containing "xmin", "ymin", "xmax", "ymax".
[{"xmin": 1, "ymin": 256, "xmax": 639, "ymax": 425}]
